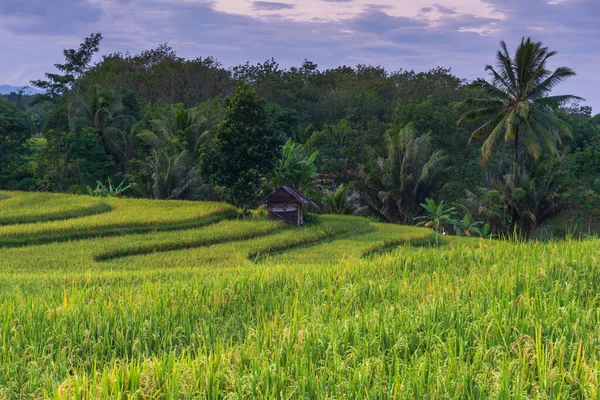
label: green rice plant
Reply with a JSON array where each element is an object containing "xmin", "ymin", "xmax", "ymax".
[
  {"xmin": 0, "ymin": 191, "xmax": 112, "ymax": 226},
  {"xmin": 0, "ymin": 195, "xmax": 237, "ymax": 246},
  {"xmin": 94, "ymin": 219, "xmax": 285, "ymax": 261},
  {"xmin": 266, "ymin": 222, "xmax": 433, "ymax": 265},
  {"xmin": 0, "ymin": 191, "xmax": 599, "ymax": 398}
]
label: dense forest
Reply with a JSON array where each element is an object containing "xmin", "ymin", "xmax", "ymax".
[{"xmin": 1, "ymin": 33, "xmax": 599, "ymax": 239}]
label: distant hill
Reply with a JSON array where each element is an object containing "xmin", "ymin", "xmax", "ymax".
[{"xmin": 0, "ymin": 85, "xmax": 42, "ymax": 95}]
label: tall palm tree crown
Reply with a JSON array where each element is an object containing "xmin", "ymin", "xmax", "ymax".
[
  {"xmin": 70, "ymin": 85, "xmax": 135, "ymax": 165},
  {"xmin": 458, "ymin": 37, "xmax": 582, "ymax": 183},
  {"xmin": 357, "ymin": 124, "xmax": 448, "ymax": 224}
]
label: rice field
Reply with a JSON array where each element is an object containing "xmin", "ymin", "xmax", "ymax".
[{"xmin": 1, "ymin": 191, "xmax": 600, "ymax": 398}]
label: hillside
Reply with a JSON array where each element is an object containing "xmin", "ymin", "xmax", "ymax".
[
  {"xmin": 1, "ymin": 191, "xmax": 599, "ymax": 397},
  {"xmin": 0, "ymin": 85, "xmax": 41, "ymax": 95}
]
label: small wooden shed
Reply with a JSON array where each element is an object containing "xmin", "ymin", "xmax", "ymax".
[{"xmin": 259, "ymin": 186, "xmax": 312, "ymax": 226}]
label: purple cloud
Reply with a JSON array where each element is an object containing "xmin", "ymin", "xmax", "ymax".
[
  {"xmin": 0, "ymin": 0, "xmax": 597, "ymax": 112},
  {"xmin": 252, "ymin": 2, "xmax": 296, "ymax": 11}
]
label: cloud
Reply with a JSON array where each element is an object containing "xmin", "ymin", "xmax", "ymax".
[
  {"xmin": 0, "ymin": 0, "xmax": 103, "ymax": 34},
  {"xmin": 0, "ymin": 0, "xmax": 597, "ymax": 112},
  {"xmin": 433, "ymin": 4, "xmax": 457, "ymax": 15},
  {"xmin": 252, "ymin": 2, "xmax": 296, "ymax": 11}
]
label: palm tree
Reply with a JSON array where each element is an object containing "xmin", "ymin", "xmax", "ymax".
[
  {"xmin": 324, "ymin": 184, "xmax": 357, "ymax": 215},
  {"xmin": 137, "ymin": 104, "xmax": 211, "ymax": 157},
  {"xmin": 150, "ymin": 150, "xmax": 201, "ymax": 200},
  {"xmin": 356, "ymin": 124, "xmax": 448, "ymax": 224},
  {"xmin": 458, "ymin": 37, "xmax": 582, "ymax": 184},
  {"xmin": 70, "ymin": 85, "xmax": 135, "ymax": 167},
  {"xmin": 459, "ymin": 156, "xmax": 571, "ymax": 238},
  {"xmin": 499, "ymin": 156, "xmax": 571, "ymax": 239},
  {"xmin": 137, "ymin": 104, "xmax": 213, "ymax": 200}
]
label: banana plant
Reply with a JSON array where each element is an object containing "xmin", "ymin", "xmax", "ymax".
[{"xmin": 414, "ymin": 198, "xmax": 456, "ymax": 235}]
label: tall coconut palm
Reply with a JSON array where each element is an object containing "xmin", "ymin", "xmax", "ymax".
[{"xmin": 458, "ymin": 37, "xmax": 582, "ymax": 184}]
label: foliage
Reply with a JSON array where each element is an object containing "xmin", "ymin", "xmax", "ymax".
[
  {"xmin": 356, "ymin": 125, "xmax": 449, "ymax": 223},
  {"xmin": 0, "ymin": 101, "xmax": 36, "ymax": 187},
  {"xmin": 7, "ymin": 33, "xmax": 597, "ymax": 237},
  {"xmin": 306, "ymin": 118, "xmax": 379, "ymax": 165},
  {"xmin": 70, "ymin": 85, "xmax": 136, "ymax": 166},
  {"xmin": 569, "ymin": 135, "xmax": 600, "ymax": 193},
  {"xmin": 87, "ymin": 178, "xmax": 131, "ymax": 198},
  {"xmin": 134, "ymin": 103, "xmax": 217, "ymax": 200},
  {"xmin": 500, "ymin": 156, "xmax": 572, "ymax": 239},
  {"xmin": 201, "ymin": 81, "xmax": 283, "ymax": 207},
  {"xmin": 267, "ymin": 139, "xmax": 319, "ymax": 193},
  {"xmin": 458, "ymin": 37, "xmax": 579, "ymax": 183},
  {"xmin": 414, "ymin": 198, "xmax": 456, "ymax": 234},
  {"xmin": 460, "ymin": 157, "xmax": 572, "ymax": 239},
  {"xmin": 451, "ymin": 212, "xmax": 491, "ymax": 238},
  {"xmin": 324, "ymin": 184, "xmax": 357, "ymax": 215},
  {"xmin": 1, "ymin": 191, "xmax": 600, "ymax": 397},
  {"xmin": 137, "ymin": 103, "xmax": 212, "ymax": 157},
  {"xmin": 31, "ymin": 33, "xmax": 103, "ymax": 101},
  {"xmin": 35, "ymin": 128, "xmax": 115, "ymax": 192},
  {"xmin": 149, "ymin": 150, "xmax": 209, "ymax": 200}
]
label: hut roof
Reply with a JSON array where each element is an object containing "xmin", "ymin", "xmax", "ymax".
[{"xmin": 259, "ymin": 186, "xmax": 313, "ymax": 206}]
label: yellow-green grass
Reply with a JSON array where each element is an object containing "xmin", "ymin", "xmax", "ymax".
[
  {"xmin": 0, "ymin": 191, "xmax": 111, "ymax": 226},
  {"xmin": 1, "ymin": 191, "xmax": 599, "ymax": 398},
  {"xmin": 0, "ymin": 215, "xmax": 371, "ymax": 280},
  {"xmin": 265, "ymin": 222, "xmax": 433, "ymax": 265},
  {"xmin": 0, "ymin": 195, "xmax": 237, "ymax": 247}
]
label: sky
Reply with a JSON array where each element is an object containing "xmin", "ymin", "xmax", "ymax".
[{"xmin": 0, "ymin": 0, "xmax": 598, "ymax": 113}]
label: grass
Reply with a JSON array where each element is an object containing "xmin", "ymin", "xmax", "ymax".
[
  {"xmin": 265, "ymin": 223, "xmax": 433, "ymax": 265},
  {"xmin": 0, "ymin": 191, "xmax": 112, "ymax": 226},
  {"xmin": 0, "ymin": 194, "xmax": 237, "ymax": 247},
  {"xmin": 0, "ymin": 191, "xmax": 599, "ymax": 398}
]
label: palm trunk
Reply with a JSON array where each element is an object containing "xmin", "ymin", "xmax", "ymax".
[
  {"xmin": 512, "ymin": 127, "xmax": 519, "ymax": 187},
  {"xmin": 511, "ymin": 127, "xmax": 520, "ymax": 239}
]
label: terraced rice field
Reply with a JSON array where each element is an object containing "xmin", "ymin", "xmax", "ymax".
[{"xmin": 1, "ymin": 190, "xmax": 600, "ymax": 398}]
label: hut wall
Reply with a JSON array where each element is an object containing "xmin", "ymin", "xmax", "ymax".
[{"xmin": 267, "ymin": 200, "xmax": 301, "ymax": 225}]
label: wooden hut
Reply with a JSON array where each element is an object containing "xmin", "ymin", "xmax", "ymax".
[{"xmin": 259, "ymin": 186, "xmax": 312, "ymax": 226}]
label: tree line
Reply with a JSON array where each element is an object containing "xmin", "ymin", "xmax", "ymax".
[{"xmin": 1, "ymin": 33, "xmax": 599, "ymax": 239}]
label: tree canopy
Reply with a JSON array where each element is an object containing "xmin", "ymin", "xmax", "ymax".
[{"xmin": 1, "ymin": 33, "xmax": 596, "ymax": 238}]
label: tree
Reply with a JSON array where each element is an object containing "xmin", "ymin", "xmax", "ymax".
[
  {"xmin": 458, "ymin": 37, "xmax": 580, "ymax": 184},
  {"xmin": 356, "ymin": 124, "xmax": 449, "ymax": 224},
  {"xmin": 31, "ymin": 33, "xmax": 102, "ymax": 102},
  {"xmin": 137, "ymin": 103, "xmax": 211, "ymax": 157},
  {"xmin": 500, "ymin": 156, "xmax": 572, "ymax": 239},
  {"xmin": 69, "ymin": 85, "xmax": 136, "ymax": 168},
  {"xmin": 136, "ymin": 103, "xmax": 214, "ymax": 200},
  {"xmin": 201, "ymin": 81, "xmax": 283, "ymax": 207},
  {"xmin": 459, "ymin": 156, "xmax": 572, "ymax": 239},
  {"xmin": 0, "ymin": 101, "xmax": 35, "ymax": 187},
  {"xmin": 149, "ymin": 150, "xmax": 204, "ymax": 200},
  {"xmin": 267, "ymin": 139, "xmax": 319, "ymax": 193},
  {"xmin": 35, "ymin": 128, "xmax": 114, "ymax": 192},
  {"xmin": 324, "ymin": 184, "xmax": 357, "ymax": 215}
]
